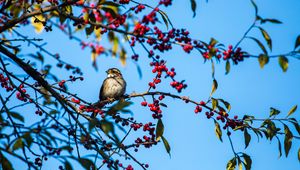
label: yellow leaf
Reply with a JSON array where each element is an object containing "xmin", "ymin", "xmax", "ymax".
[
  {"xmin": 94, "ymin": 28, "xmax": 102, "ymax": 41},
  {"xmin": 91, "ymin": 51, "xmax": 97, "ymax": 63},
  {"xmin": 119, "ymin": 48, "xmax": 127, "ymax": 66},
  {"xmin": 31, "ymin": 15, "xmax": 45, "ymax": 33}
]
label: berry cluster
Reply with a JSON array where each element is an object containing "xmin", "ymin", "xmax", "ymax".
[
  {"xmin": 118, "ymin": 0, "xmax": 130, "ymax": 4},
  {"xmin": 159, "ymin": 0, "xmax": 172, "ymax": 6},
  {"xmin": 133, "ymin": 23, "xmax": 150, "ymax": 36},
  {"xmin": 133, "ymin": 4, "xmax": 146, "ymax": 14},
  {"xmin": 16, "ymin": 84, "xmax": 30, "ymax": 102},
  {"xmin": 222, "ymin": 45, "xmax": 248, "ymax": 64},
  {"xmin": 0, "ymin": 73, "xmax": 13, "ymax": 92},
  {"xmin": 142, "ymin": 9, "xmax": 159, "ymax": 25}
]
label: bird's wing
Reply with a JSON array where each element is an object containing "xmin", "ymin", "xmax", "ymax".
[{"xmin": 99, "ymin": 78, "xmax": 107, "ymax": 101}]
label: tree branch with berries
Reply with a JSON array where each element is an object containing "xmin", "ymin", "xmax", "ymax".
[{"xmin": 0, "ymin": 0, "xmax": 299, "ymax": 170}]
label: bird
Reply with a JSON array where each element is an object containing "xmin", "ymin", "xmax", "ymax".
[{"xmin": 91, "ymin": 68, "xmax": 126, "ymax": 118}]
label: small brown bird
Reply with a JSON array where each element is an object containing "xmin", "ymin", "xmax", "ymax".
[
  {"xmin": 99, "ymin": 68, "xmax": 126, "ymax": 101},
  {"xmin": 91, "ymin": 68, "xmax": 126, "ymax": 118}
]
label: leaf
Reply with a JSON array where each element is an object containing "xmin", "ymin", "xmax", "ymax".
[
  {"xmin": 119, "ymin": 47, "xmax": 127, "ymax": 66},
  {"xmin": 250, "ymin": 0, "xmax": 258, "ymax": 15},
  {"xmin": 225, "ymin": 60, "xmax": 230, "ymax": 75},
  {"xmin": 287, "ymin": 105, "xmax": 297, "ymax": 117},
  {"xmin": 298, "ymin": 148, "xmax": 300, "ymax": 162},
  {"xmin": 258, "ymin": 54, "xmax": 269, "ymax": 69},
  {"xmin": 244, "ymin": 128, "xmax": 251, "ymax": 148},
  {"xmin": 136, "ymin": 64, "xmax": 142, "ymax": 79},
  {"xmin": 218, "ymin": 99, "xmax": 231, "ymax": 112},
  {"xmin": 211, "ymin": 98, "xmax": 218, "ymax": 110},
  {"xmin": 210, "ymin": 79, "xmax": 218, "ymax": 96},
  {"xmin": 0, "ymin": 152, "xmax": 13, "ymax": 170},
  {"xmin": 107, "ymin": 100, "xmax": 132, "ymax": 115},
  {"xmin": 238, "ymin": 159, "xmax": 243, "ymax": 170},
  {"xmin": 161, "ymin": 136, "xmax": 171, "ymax": 156},
  {"xmin": 158, "ymin": 10, "xmax": 171, "ymax": 29},
  {"xmin": 85, "ymin": 25, "xmax": 94, "ymax": 36},
  {"xmin": 88, "ymin": 119, "xmax": 98, "ymax": 132},
  {"xmin": 248, "ymin": 37, "xmax": 268, "ymax": 54},
  {"xmin": 270, "ymin": 107, "xmax": 280, "ymax": 117},
  {"xmin": 243, "ymin": 153, "xmax": 252, "ymax": 170},
  {"xmin": 261, "ymin": 18, "xmax": 282, "ymax": 24},
  {"xmin": 290, "ymin": 119, "xmax": 300, "ymax": 135},
  {"xmin": 277, "ymin": 138, "xmax": 282, "ymax": 158},
  {"xmin": 23, "ymin": 132, "xmax": 33, "ymax": 147},
  {"xmin": 156, "ymin": 119, "xmax": 164, "ymax": 141},
  {"xmin": 214, "ymin": 120, "xmax": 222, "ymax": 142},
  {"xmin": 31, "ymin": 15, "xmax": 45, "ymax": 33},
  {"xmin": 65, "ymin": 161, "xmax": 73, "ymax": 170},
  {"xmin": 190, "ymin": 0, "xmax": 197, "ymax": 17},
  {"xmin": 100, "ymin": 120, "xmax": 114, "ymax": 135},
  {"xmin": 258, "ymin": 27, "xmax": 272, "ymax": 50},
  {"xmin": 284, "ymin": 124, "xmax": 293, "ymax": 157},
  {"xmin": 295, "ymin": 35, "xmax": 300, "ymax": 49},
  {"xmin": 9, "ymin": 112, "xmax": 24, "ymax": 122},
  {"xmin": 78, "ymin": 158, "xmax": 93, "ymax": 170},
  {"xmin": 226, "ymin": 157, "xmax": 236, "ymax": 170},
  {"xmin": 210, "ymin": 38, "xmax": 218, "ymax": 47},
  {"xmin": 91, "ymin": 51, "xmax": 98, "ymax": 70},
  {"xmin": 278, "ymin": 55, "xmax": 288, "ymax": 72},
  {"xmin": 12, "ymin": 138, "xmax": 23, "ymax": 151}
]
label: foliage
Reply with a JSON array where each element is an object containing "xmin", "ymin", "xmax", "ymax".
[{"xmin": 0, "ymin": 0, "xmax": 299, "ymax": 170}]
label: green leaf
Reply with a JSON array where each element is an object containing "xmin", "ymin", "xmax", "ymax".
[
  {"xmin": 287, "ymin": 105, "xmax": 297, "ymax": 117},
  {"xmin": 88, "ymin": 119, "xmax": 98, "ymax": 132},
  {"xmin": 78, "ymin": 158, "xmax": 93, "ymax": 170},
  {"xmin": 244, "ymin": 129, "xmax": 251, "ymax": 148},
  {"xmin": 238, "ymin": 159, "xmax": 243, "ymax": 170},
  {"xmin": 0, "ymin": 152, "xmax": 13, "ymax": 170},
  {"xmin": 10, "ymin": 112, "xmax": 24, "ymax": 122},
  {"xmin": 214, "ymin": 120, "xmax": 222, "ymax": 142},
  {"xmin": 225, "ymin": 60, "xmax": 230, "ymax": 75},
  {"xmin": 107, "ymin": 100, "xmax": 132, "ymax": 115},
  {"xmin": 218, "ymin": 99, "xmax": 231, "ymax": 112},
  {"xmin": 278, "ymin": 55, "xmax": 288, "ymax": 72},
  {"xmin": 258, "ymin": 27, "xmax": 272, "ymax": 50},
  {"xmin": 210, "ymin": 38, "xmax": 218, "ymax": 47},
  {"xmin": 211, "ymin": 98, "xmax": 218, "ymax": 110},
  {"xmin": 210, "ymin": 79, "xmax": 218, "ymax": 96},
  {"xmin": 156, "ymin": 119, "xmax": 164, "ymax": 141},
  {"xmin": 270, "ymin": 107, "xmax": 280, "ymax": 117},
  {"xmin": 250, "ymin": 0, "xmax": 258, "ymax": 15},
  {"xmin": 85, "ymin": 25, "xmax": 94, "ymax": 36},
  {"xmin": 290, "ymin": 120, "xmax": 300, "ymax": 135},
  {"xmin": 65, "ymin": 161, "xmax": 73, "ymax": 170},
  {"xmin": 100, "ymin": 120, "xmax": 114, "ymax": 135},
  {"xmin": 258, "ymin": 54, "xmax": 269, "ymax": 69},
  {"xmin": 261, "ymin": 18, "xmax": 282, "ymax": 24},
  {"xmin": 23, "ymin": 132, "xmax": 33, "ymax": 147},
  {"xmin": 226, "ymin": 157, "xmax": 236, "ymax": 170},
  {"xmin": 12, "ymin": 138, "xmax": 23, "ymax": 151},
  {"xmin": 284, "ymin": 124, "xmax": 293, "ymax": 157},
  {"xmin": 295, "ymin": 35, "xmax": 300, "ymax": 49},
  {"xmin": 190, "ymin": 0, "xmax": 197, "ymax": 17},
  {"xmin": 158, "ymin": 10, "xmax": 171, "ymax": 30},
  {"xmin": 277, "ymin": 137, "xmax": 282, "ymax": 158},
  {"xmin": 161, "ymin": 136, "xmax": 171, "ymax": 156},
  {"xmin": 248, "ymin": 37, "xmax": 268, "ymax": 54},
  {"xmin": 243, "ymin": 153, "xmax": 252, "ymax": 170}
]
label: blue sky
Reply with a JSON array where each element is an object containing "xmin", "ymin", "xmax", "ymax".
[{"xmin": 4, "ymin": 0, "xmax": 300, "ymax": 170}]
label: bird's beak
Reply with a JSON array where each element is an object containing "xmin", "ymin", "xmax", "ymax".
[{"xmin": 105, "ymin": 70, "xmax": 109, "ymax": 74}]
